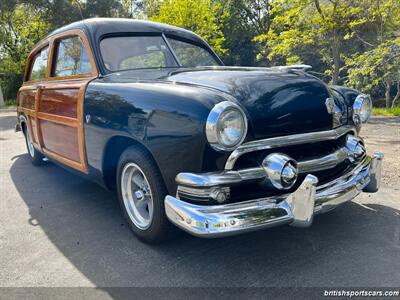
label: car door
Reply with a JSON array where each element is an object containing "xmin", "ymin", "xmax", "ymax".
[
  {"xmin": 18, "ymin": 43, "xmax": 50, "ymax": 151},
  {"xmin": 37, "ymin": 30, "xmax": 98, "ymax": 173}
]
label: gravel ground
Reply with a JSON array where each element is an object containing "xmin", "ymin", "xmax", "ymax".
[
  {"xmin": 0, "ymin": 111, "xmax": 399, "ymax": 289},
  {"xmin": 361, "ymin": 117, "xmax": 400, "ymax": 188}
]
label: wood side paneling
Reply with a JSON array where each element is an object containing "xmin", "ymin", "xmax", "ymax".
[
  {"xmin": 19, "ymin": 89, "xmax": 36, "ymax": 110},
  {"xmin": 37, "ymin": 80, "xmax": 89, "ymax": 173},
  {"xmin": 40, "ymin": 89, "xmax": 78, "ymax": 118},
  {"xmin": 40, "ymin": 120, "xmax": 80, "ymax": 162}
]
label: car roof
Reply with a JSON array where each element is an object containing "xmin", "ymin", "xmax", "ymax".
[
  {"xmin": 47, "ymin": 18, "xmax": 206, "ymax": 45},
  {"xmin": 39, "ymin": 18, "xmax": 220, "ymax": 75}
]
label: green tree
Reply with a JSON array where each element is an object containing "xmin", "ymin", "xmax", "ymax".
[
  {"xmin": 345, "ymin": 0, "xmax": 400, "ymax": 107},
  {"xmin": 347, "ymin": 38, "xmax": 400, "ymax": 108},
  {"xmin": 0, "ymin": 2, "xmax": 51, "ymax": 100},
  {"xmin": 148, "ymin": 0, "xmax": 227, "ymax": 55},
  {"xmin": 254, "ymin": 0, "xmax": 375, "ymax": 84},
  {"xmin": 220, "ymin": 0, "xmax": 273, "ymax": 66}
]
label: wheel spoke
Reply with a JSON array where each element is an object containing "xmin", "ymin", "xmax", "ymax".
[
  {"xmin": 135, "ymin": 199, "xmax": 147, "ymax": 213},
  {"xmin": 146, "ymin": 197, "xmax": 154, "ymax": 217},
  {"xmin": 132, "ymin": 173, "xmax": 144, "ymax": 188}
]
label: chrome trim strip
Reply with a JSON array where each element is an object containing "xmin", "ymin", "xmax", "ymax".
[
  {"xmin": 298, "ymin": 147, "xmax": 350, "ymax": 173},
  {"xmin": 176, "ymin": 146, "xmax": 357, "ymax": 188},
  {"xmin": 225, "ymin": 126, "xmax": 356, "ymax": 170},
  {"xmin": 165, "ymin": 152, "xmax": 383, "ymax": 238}
]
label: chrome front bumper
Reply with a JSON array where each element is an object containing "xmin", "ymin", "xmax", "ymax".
[{"xmin": 165, "ymin": 152, "xmax": 383, "ymax": 238}]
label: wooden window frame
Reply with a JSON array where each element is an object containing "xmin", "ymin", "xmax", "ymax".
[
  {"xmin": 23, "ymin": 29, "xmax": 98, "ymax": 84},
  {"xmin": 49, "ymin": 31, "xmax": 98, "ymax": 81},
  {"xmin": 24, "ymin": 42, "xmax": 50, "ymax": 84}
]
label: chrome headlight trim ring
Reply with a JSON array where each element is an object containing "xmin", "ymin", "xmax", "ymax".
[
  {"xmin": 206, "ymin": 101, "xmax": 248, "ymax": 152},
  {"xmin": 353, "ymin": 94, "xmax": 372, "ymax": 125}
]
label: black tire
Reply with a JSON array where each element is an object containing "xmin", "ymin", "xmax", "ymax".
[
  {"xmin": 23, "ymin": 124, "xmax": 44, "ymax": 166},
  {"xmin": 116, "ymin": 146, "xmax": 178, "ymax": 243}
]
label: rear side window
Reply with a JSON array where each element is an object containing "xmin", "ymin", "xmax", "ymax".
[
  {"xmin": 53, "ymin": 36, "xmax": 92, "ymax": 77},
  {"xmin": 29, "ymin": 46, "xmax": 49, "ymax": 81}
]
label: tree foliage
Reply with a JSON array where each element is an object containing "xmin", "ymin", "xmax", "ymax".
[
  {"xmin": 345, "ymin": 1, "xmax": 400, "ymax": 107},
  {"xmin": 0, "ymin": 1, "xmax": 51, "ymax": 100},
  {"xmin": 252, "ymin": 0, "xmax": 400, "ymax": 106},
  {"xmin": 255, "ymin": 0, "xmax": 375, "ymax": 83},
  {"xmin": 219, "ymin": 0, "xmax": 273, "ymax": 66},
  {"xmin": 148, "ymin": 0, "xmax": 227, "ymax": 55},
  {"xmin": 347, "ymin": 37, "xmax": 400, "ymax": 107},
  {"xmin": 0, "ymin": 0, "xmax": 399, "ymax": 107}
]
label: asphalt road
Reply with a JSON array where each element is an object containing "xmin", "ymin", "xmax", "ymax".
[{"xmin": 1, "ymin": 111, "xmax": 399, "ymax": 288}]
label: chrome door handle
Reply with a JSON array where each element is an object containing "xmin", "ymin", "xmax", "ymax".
[{"xmin": 36, "ymin": 83, "xmax": 45, "ymax": 88}]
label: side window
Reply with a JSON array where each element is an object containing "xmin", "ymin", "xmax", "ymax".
[
  {"xmin": 29, "ymin": 47, "xmax": 49, "ymax": 81},
  {"xmin": 53, "ymin": 36, "xmax": 92, "ymax": 77}
]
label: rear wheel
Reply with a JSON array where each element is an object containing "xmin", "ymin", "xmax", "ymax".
[
  {"xmin": 23, "ymin": 123, "xmax": 44, "ymax": 166},
  {"xmin": 116, "ymin": 146, "xmax": 178, "ymax": 243}
]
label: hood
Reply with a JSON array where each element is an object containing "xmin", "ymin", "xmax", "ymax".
[
  {"xmin": 166, "ymin": 67, "xmax": 335, "ymax": 138},
  {"xmin": 104, "ymin": 67, "xmax": 337, "ymax": 139}
]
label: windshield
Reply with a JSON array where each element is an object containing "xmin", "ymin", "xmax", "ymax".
[
  {"xmin": 100, "ymin": 35, "xmax": 220, "ymax": 72},
  {"xmin": 167, "ymin": 38, "xmax": 219, "ymax": 67}
]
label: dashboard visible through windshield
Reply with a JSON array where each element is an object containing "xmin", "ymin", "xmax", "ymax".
[{"xmin": 100, "ymin": 35, "xmax": 220, "ymax": 72}]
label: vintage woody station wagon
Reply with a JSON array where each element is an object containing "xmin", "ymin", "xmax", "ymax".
[{"xmin": 16, "ymin": 18, "xmax": 383, "ymax": 243}]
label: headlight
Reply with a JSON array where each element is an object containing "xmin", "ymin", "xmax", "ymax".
[
  {"xmin": 353, "ymin": 94, "xmax": 372, "ymax": 125},
  {"xmin": 206, "ymin": 101, "xmax": 248, "ymax": 151}
]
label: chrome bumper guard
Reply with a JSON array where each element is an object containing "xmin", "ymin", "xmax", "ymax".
[{"xmin": 165, "ymin": 152, "xmax": 383, "ymax": 238}]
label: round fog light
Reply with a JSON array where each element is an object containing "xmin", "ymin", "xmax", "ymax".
[{"xmin": 262, "ymin": 153, "xmax": 298, "ymax": 190}]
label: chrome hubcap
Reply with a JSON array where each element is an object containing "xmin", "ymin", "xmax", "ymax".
[
  {"xmin": 121, "ymin": 163, "xmax": 153, "ymax": 230},
  {"xmin": 26, "ymin": 130, "xmax": 35, "ymax": 157}
]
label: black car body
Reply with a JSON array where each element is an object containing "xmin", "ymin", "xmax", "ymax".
[{"xmin": 17, "ymin": 18, "xmax": 383, "ymax": 242}]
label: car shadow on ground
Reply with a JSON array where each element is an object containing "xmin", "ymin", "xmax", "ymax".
[{"xmin": 9, "ymin": 154, "xmax": 400, "ymax": 287}]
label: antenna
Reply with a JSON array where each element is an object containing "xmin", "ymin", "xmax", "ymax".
[{"xmin": 76, "ymin": 0, "xmax": 84, "ymax": 20}]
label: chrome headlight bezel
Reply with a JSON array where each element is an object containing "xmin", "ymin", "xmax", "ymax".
[
  {"xmin": 206, "ymin": 101, "xmax": 248, "ymax": 152},
  {"xmin": 353, "ymin": 94, "xmax": 372, "ymax": 126}
]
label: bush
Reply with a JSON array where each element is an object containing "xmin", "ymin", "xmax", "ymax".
[{"xmin": 372, "ymin": 106, "xmax": 400, "ymax": 116}]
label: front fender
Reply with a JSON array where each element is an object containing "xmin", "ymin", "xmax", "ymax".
[
  {"xmin": 83, "ymin": 80, "xmax": 229, "ymax": 193},
  {"xmin": 331, "ymin": 85, "xmax": 361, "ymax": 107},
  {"xmin": 331, "ymin": 85, "xmax": 363, "ymax": 130}
]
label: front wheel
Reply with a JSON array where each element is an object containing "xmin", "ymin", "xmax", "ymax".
[
  {"xmin": 116, "ymin": 146, "xmax": 177, "ymax": 243},
  {"xmin": 23, "ymin": 125, "xmax": 44, "ymax": 166}
]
